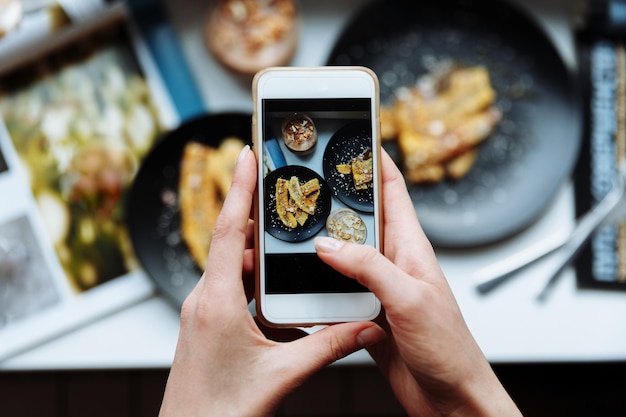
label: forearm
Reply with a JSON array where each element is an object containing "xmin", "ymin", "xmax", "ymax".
[{"xmin": 437, "ymin": 360, "xmax": 522, "ymax": 417}]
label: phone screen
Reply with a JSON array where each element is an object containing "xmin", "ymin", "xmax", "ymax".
[{"xmin": 261, "ymin": 98, "xmax": 378, "ymax": 295}]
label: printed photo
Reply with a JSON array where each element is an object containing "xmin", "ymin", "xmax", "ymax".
[
  {"xmin": 0, "ymin": 21, "xmax": 165, "ymax": 293},
  {"xmin": 0, "ymin": 215, "xmax": 59, "ymax": 329}
]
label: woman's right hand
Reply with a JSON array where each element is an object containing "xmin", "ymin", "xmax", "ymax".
[{"xmin": 315, "ymin": 151, "xmax": 522, "ymax": 417}]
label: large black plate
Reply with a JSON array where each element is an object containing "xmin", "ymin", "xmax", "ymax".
[
  {"xmin": 264, "ymin": 165, "xmax": 332, "ymax": 242},
  {"xmin": 327, "ymin": 0, "xmax": 582, "ymax": 247},
  {"xmin": 126, "ymin": 113, "xmax": 252, "ymax": 307},
  {"xmin": 322, "ymin": 121, "xmax": 374, "ymax": 213}
]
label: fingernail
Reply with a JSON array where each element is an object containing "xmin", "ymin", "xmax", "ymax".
[
  {"xmin": 237, "ymin": 144, "xmax": 251, "ymax": 164},
  {"xmin": 314, "ymin": 236, "xmax": 343, "ymax": 253},
  {"xmin": 357, "ymin": 324, "xmax": 386, "ymax": 348}
]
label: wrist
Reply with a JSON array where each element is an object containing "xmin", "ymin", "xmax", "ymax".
[{"xmin": 446, "ymin": 362, "xmax": 522, "ymax": 417}]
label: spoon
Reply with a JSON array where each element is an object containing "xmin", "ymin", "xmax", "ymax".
[{"xmin": 474, "ymin": 162, "xmax": 626, "ymax": 297}]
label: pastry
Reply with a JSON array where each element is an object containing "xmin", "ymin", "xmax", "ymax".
[
  {"xmin": 275, "ymin": 176, "xmax": 320, "ymax": 228},
  {"xmin": 381, "ymin": 64, "xmax": 501, "ymax": 183},
  {"xmin": 336, "ymin": 148, "xmax": 374, "ymax": 190},
  {"xmin": 179, "ymin": 138, "xmax": 245, "ymax": 268}
]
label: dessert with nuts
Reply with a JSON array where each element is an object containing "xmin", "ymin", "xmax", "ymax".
[
  {"xmin": 326, "ymin": 208, "xmax": 367, "ymax": 244},
  {"xmin": 205, "ymin": 0, "xmax": 299, "ymax": 75},
  {"xmin": 282, "ymin": 114, "xmax": 318, "ymax": 154}
]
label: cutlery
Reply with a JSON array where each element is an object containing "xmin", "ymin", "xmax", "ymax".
[{"xmin": 474, "ymin": 162, "xmax": 626, "ymax": 298}]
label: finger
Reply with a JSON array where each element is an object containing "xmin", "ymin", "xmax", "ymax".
[
  {"xmin": 255, "ymin": 318, "xmax": 309, "ymax": 342},
  {"xmin": 245, "ymin": 219, "xmax": 255, "ymax": 249},
  {"xmin": 243, "ymin": 220, "xmax": 256, "ymax": 302},
  {"xmin": 181, "ymin": 274, "xmax": 203, "ymax": 313},
  {"xmin": 284, "ymin": 322, "xmax": 386, "ymax": 376},
  {"xmin": 243, "ymin": 248, "xmax": 255, "ymax": 276},
  {"xmin": 379, "ymin": 150, "xmax": 437, "ymax": 274},
  {"xmin": 315, "ymin": 237, "xmax": 439, "ymax": 304},
  {"xmin": 243, "ymin": 249, "xmax": 255, "ymax": 303},
  {"xmin": 201, "ymin": 146, "xmax": 256, "ymax": 301},
  {"xmin": 380, "ymin": 151, "xmax": 424, "ymax": 250}
]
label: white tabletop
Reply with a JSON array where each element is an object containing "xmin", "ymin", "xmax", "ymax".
[{"xmin": 4, "ymin": 0, "xmax": 626, "ymax": 370}]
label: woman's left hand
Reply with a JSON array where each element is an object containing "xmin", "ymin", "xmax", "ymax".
[{"xmin": 159, "ymin": 145, "xmax": 385, "ymax": 417}]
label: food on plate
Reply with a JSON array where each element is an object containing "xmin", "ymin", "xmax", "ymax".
[
  {"xmin": 179, "ymin": 137, "xmax": 245, "ymax": 268},
  {"xmin": 336, "ymin": 148, "xmax": 373, "ymax": 190},
  {"xmin": 282, "ymin": 113, "xmax": 317, "ymax": 154},
  {"xmin": 204, "ymin": 0, "xmax": 299, "ymax": 75},
  {"xmin": 0, "ymin": 35, "xmax": 163, "ymax": 291},
  {"xmin": 66, "ymin": 145, "xmax": 135, "ymax": 217},
  {"xmin": 326, "ymin": 208, "xmax": 367, "ymax": 244},
  {"xmin": 275, "ymin": 176, "xmax": 320, "ymax": 228},
  {"xmin": 381, "ymin": 64, "xmax": 501, "ymax": 183}
]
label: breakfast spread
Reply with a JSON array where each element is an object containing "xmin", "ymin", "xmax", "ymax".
[
  {"xmin": 326, "ymin": 208, "xmax": 367, "ymax": 244},
  {"xmin": 381, "ymin": 64, "xmax": 501, "ymax": 183},
  {"xmin": 179, "ymin": 137, "xmax": 245, "ymax": 268},
  {"xmin": 275, "ymin": 176, "xmax": 320, "ymax": 229}
]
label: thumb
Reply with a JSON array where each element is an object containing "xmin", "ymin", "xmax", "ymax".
[{"xmin": 287, "ymin": 321, "xmax": 385, "ymax": 373}]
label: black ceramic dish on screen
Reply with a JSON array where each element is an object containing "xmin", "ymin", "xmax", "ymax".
[
  {"xmin": 322, "ymin": 121, "xmax": 374, "ymax": 213},
  {"xmin": 126, "ymin": 113, "xmax": 252, "ymax": 307},
  {"xmin": 327, "ymin": 0, "xmax": 582, "ymax": 247},
  {"xmin": 264, "ymin": 165, "xmax": 332, "ymax": 242}
]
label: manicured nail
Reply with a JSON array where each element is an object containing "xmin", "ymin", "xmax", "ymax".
[
  {"xmin": 356, "ymin": 324, "xmax": 386, "ymax": 348},
  {"xmin": 237, "ymin": 144, "xmax": 251, "ymax": 164},
  {"xmin": 314, "ymin": 236, "xmax": 343, "ymax": 253}
]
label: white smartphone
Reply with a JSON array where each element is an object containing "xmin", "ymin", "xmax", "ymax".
[{"xmin": 252, "ymin": 66, "xmax": 382, "ymax": 327}]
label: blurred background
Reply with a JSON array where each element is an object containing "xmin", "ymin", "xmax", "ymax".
[{"xmin": 2, "ymin": 0, "xmax": 626, "ymax": 415}]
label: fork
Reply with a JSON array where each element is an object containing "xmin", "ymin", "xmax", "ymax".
[{"xmin": 474, "ymin": 162, "xmax": 626, "ymax": 299}]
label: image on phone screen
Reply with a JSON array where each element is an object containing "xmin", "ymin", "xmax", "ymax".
[{"xmin": 261, "ymin": 98, "xmax": 377, "ymax": 294}]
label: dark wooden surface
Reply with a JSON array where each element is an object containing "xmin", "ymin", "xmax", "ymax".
[{"xmin": 1, "ymin": 363, "xmax": 626, "ymax": 416}]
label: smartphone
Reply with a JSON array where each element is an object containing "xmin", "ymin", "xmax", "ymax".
[{"xmin": 252, "ymin": 66, "xmax": 382, "ymax": 327}]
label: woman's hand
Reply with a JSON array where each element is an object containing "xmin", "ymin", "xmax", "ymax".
[
  {"xmin": 159, "ymin": 146, "xmax": 385, "ymax": 417},
  {"xmin": 315, "ymin": 151, "xmax": 522, "ymax": 417}
]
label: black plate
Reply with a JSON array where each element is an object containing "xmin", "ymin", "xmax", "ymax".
[
  {"xmin": 322, "ymin": 121, "xmax": 374, "ymax": 213},
  {"xmin": 327, "ymin": 0, "xmax": 582, "ymax": 247},
  {"xmin": 264, "ymin": 165, "xmax": 332, "ymax": 242},
  {"xmin": 126, "ymin": 113, "xmax": 252, "ymax": 307}
]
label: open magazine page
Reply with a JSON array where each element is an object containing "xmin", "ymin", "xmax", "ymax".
[
  {"xmin": 0, "ymin": 1, "xmax": 178, "ymax": 362},
  {"xmin": 0, "ymin": 0, "xmax": 121, "ymax": 73}
]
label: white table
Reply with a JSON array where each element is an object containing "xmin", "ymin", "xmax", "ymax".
[{"xmin": 4, "ymin": 0, "xmax": 626, "ymax": 370}]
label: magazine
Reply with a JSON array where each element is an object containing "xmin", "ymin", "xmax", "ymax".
[{"xmin": 0, "ymin": 0, "xmax": 179, "ymax": 361}]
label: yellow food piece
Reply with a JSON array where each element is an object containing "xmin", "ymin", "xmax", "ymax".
[
  {"xmin": 180, "ymin": 138, "xmax": 245, "ymax": 268},
  {"xmin": 336, "ymin": 164, "xmax": 352, "ymax": 175},
  {"xmin": 286, "ymin": 176, "xmax": 308, "ymax": 214},
  {"xmin": 383, "ymin": 65, "xmax": 501, "ymax": 183},
  {"xmin": 300, "ymin": 178, "xmax": 320, "ymax": 195},
  {"xmin": 352, "ymin": 155, "xmax": 373, "ymax": 190},
  {"xmin": 275, "ymin": 178, "xmax": 295, "ymax": 228},
  {"xmin": 446, "ymin": 148, "xmax": 478, "ymax": 180},
  {"xmin": 275, "ymin": 175, "xmax": 320, "ymax": 228},
  {"xmin": 336, "ymin": 149, "xmax": 374, "ymax": 190}
]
